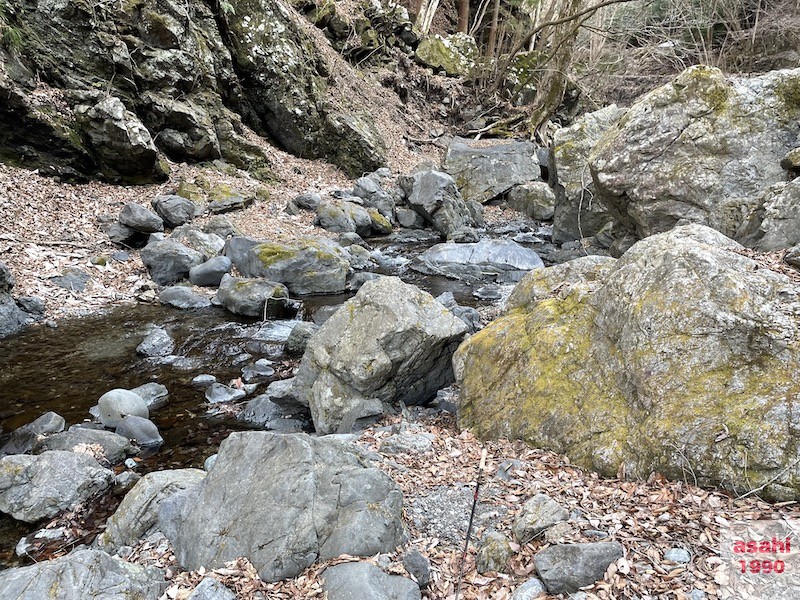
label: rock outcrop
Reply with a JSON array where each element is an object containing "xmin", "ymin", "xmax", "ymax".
[
  {"xmin": 293, "ymin": 277, "xmax": 468, "ymax": 434},
  {"xmin": 164, "ymin": 432, "xmax": 404, "ymax": 582},
  {"xmin": 455, "ymin": 225, "xmax": 800, "ymax": 500}
]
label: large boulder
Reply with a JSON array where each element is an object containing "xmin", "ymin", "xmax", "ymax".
[
  {"xmin": 237, "ymin": 237, "xmax": 351, "ymax": 295},
  {"xmin": 164, "ymin": 432, "xmax": 404, "ymax": 582},
  {"xmin": 415, "ymin": 33, "xmax": 477, "ymax": 76},
  {"xmin": 589, "ymin": 66, "xmax": 800, "ymax": 245},
  {"xmin": 0, "ymin": 451, "xmax": 113, "ymax": 522},
  {"xmin": 0, "ymin": 262, "xmax": 34, "ymax": 338},
  {"xmin": 738, "ymin": 178, "xmax": 800, "ymax": 251},
  {"xmin": 140, "ymin": 239, "xmax": 204, "ymax": 285},
  {"xmin": 443, "ymin": 137, "xmax": 540, "ymax": 204},
  {"xmin": 455, "ymin": 225, "xmax": 800, "ymax": 499},
  {"xmin": 97, "ymin": 468, "xmax": 205, "ymax": 551},
  {"xmin": 216, "ymin": 274, "xmax": 291, "ymax": 318},
  {"xmin": 323, "ymin": 562, "xmax": 421, "ymax": 600},
  {"xmin": 399, "ymin": 170, "xmax": 475, "ymax": 238},
  {"xmin": 293, "ymin": 277, "xmax": 468, "ymax": 434},
  {"xmin": 0, "ymin": 549, "xmax": 165, "ymax": 599},
  {"xmin": 413, "ymin": 239, "xmax": 544, "ymax": 283},
  {"xmin": 551, "ymin": 105, "xmax": 624, "ymax": 245}
]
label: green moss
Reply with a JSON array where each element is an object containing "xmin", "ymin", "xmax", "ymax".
[
  {"xmin": 775, "ymin": 75, "xmax": 800, "ymax": 112},
  {"xmin": 673, "ymin": 65, "xmax": 730, "ymax": 114},
  {"xmin": 254, "ymin": 243, "xmax": 297, "ymax": 267}
]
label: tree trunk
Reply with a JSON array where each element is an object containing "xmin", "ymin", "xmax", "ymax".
[
  {"xmin": 457, "ymin": 0, "xmax": 470, "ymax": 33},
  {"xmin": 486, "ymin": 0, "xmax": 501, "ymax": 56},
  {"xmin": 415, "ymin": 0, "xmax": 441, "ymax": 35}
]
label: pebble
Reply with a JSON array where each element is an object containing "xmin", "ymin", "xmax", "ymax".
[
  {"xmin": 192, "ymin": 374, "xmax": 217, "ymax": 388},
  {"xmin": 664, "ymin": 547, "xmax": 691, "ymax": 564},
  {"xmin": 124, "ymin": 458, "xmax": 138, "ymax": 469}
]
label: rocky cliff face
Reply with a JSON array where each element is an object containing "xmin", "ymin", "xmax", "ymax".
[{"xmin": 0, "ymin": 0, "xmax": 388, "ymax": 182}]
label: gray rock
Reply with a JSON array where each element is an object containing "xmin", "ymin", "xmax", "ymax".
[
  {"xmin": 241, "ymin": 358, "xmax": 275, "ymax": 382},
  {"xmin": 115, "ymin": 415, "xmax": 163, "ymax": 448},
  {"xmin": 204, "ymin": 454, "xmax": 218, "ymax": 472},
  {"xmin": 203, "ymin": 216, "xmax": 241, "ymax": 240},
  {"xmin": 294, "ymin": 192, "xmax": 322, "ymax": 211},
  {"xmin": 739, "ymin": 178, "xmax": 800, "ymax": 251},
  {"xmin": 402, "ymin": 548, "xmax": 431, "ymax": 587},
  {"xmin": 136, "ymin": 326, "xmax": 175, "ymax": 357},
  {"xmin": 380, "ymin": 433, "xmax": 434, "ymax": 454},
  {"xmin": 205, "ymin": 383, "xmax": 246, "ymax": 404},
  {"xmin": 97, "ymin": 469, "xmax": 205, "ymax": 551},
  {"xmin": 323, "ymin": 562, "xmax": 421, "ymax": 600},
  {"xmin": 533, "ymin": 542, "xmax": 623, "ymax": 594},
  {"xmin": 35, "ymin": 428, "xmax": 135, "ymax": 464},
  {"xmin": 16, "ymin": 295, "xmax": 45, "ymax": 315},
  {"xmin": 511, "ymin": 577, "xmax": 546, "ymax": 600},
  {"xmin": 343, "ymin": 243, "xmax": 375, "ymax": 270},
  {"xmin": 0, "ymin": 451, "xmax": 113, "ymax": 522},
  {"xmin": 477, "ymin": 531, "xmax": 514, "ymax": 574},
  {"xmin": 237, "ymin": 395, "xmax": 305, "ymax": 431},
  {"xmin": 0, "ymin": 260, "xmax": 15, "ymax": 293},
  {"xmin": 188, "ymin": 577, "xmax": 236, "ymax": 600},
  {"xmin": 465, "ymin": 199, "xmax": 485, "ymax": 227},
  {"xmin": 508, "ymin": 182, "xmax": 556, "ymax": 221},
  {"xmin": 207, "ymin": 186, "xmax": 253, "ymax": 214},
  {"xmin": 130, "ymin": 383, "xmax": 170, "ymax": 411},
  {"xmin": 0, "ymin": 549, "xmax": 164, "ymax": 599},
  {"xmin": 400, "ymin": 170, "xmax": 475, "ymax": 238},
  {"xmin": 262, "ymin": 378, "xmax": 305, "ymax": 414},
  {"xmin": 119, "ymin": 202, "xmax": 165, "ymax": 234},
  {"xmin": 338, "ymin": 232, "xmax": 368, "ymax": 247},
  {"xmin": 552, "ymin": 105, "xmax": 623, "ymax": 244},
  {"xmin": 75, "ymin": 97, "xmax": 164, "ymax": 183},
  {"xmin": 49, "ymin": 268, "xmax": 91, "ymax": 292},
  {"xmin": 159, "ymin": 285, "xmax": 213, "ymax": 309},
  {"xmin": 316, "ymin": 200, "xmax": 373, "ymax": 237},
  {"xmin": 192, "ymin": 374, "xmax": 217, "ymax": 388},
  {"xmin": 444, "ymin": 137, "xmax": 540, "ymax": 204},
  {"xmin": 152, "ymin": 194, "xmax": 196, "ymax": 228},
  {"xmin": 238, "ymin": 237, "xmax": 351, "ymax": 295},
  {"xmin": 513, "ymin": 494, "xmax": 570, "ymax": 543},
  {"xmin": 189, "ymin": 255, "xmax": 232, "ymax": 287},
  {"xmin": 396, "ymin": 207, "xmax": 426, "ymax": 229},
  {"xmin": 140, "ymin": 239, "xmax": 204, "ymax": 285},
  {"xmin": 164, "ymin": 432, "xmax": 404, "ymax": 582},
  {"xmin": 665, "ymin": 547, "xmax": 691, "ymax": 564},
  {"xmin": 171, "ymin": 226, "xmax": 225, "ymax": 261},
  {"xmin": 293, "ymin": 277, "xmax": 468, "ymax": 434},
  {"xmin": 590, "ymin": 67, "xmax": 800, "ymax": 243},
  {"xmin": 103, "ymin": 220, "xmax": 143, "ymax": 246},
  {"xmin": 348, "ymin": 271, "xmax": 383, "ymax": 291},
  {"xmin": 223, "ymin": 236, "xmax": 260, "ymax": 269},
  {"xmin": 285, "ymin": 321, "xmax": 319, "ymax": 355},
  {"xmin": 413, "ymin": 239, "xmax": 544, "ymax": 282},
  {"xmin": 786, "ymin": 244, "xmax": 800, "ymax": 268},
  {"xmin": 1, "ymin": 412, "xmax": 65, "ymax": 456},
  {"xmin": 449, "ymin": 227, "xmax": 480, "ymax": 243},
  {"xmin": 216, "ymin": 274, "xmax": 291, "ymax": 318},
  {"xmin": 98, "ymin": 389, "xmax": 149, "ymax": 428}
]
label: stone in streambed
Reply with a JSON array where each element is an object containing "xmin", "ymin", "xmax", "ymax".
[
  {"xmin": 35, "ymin": 428, "xmax": 136, "ymax": 464},
  {"xmin": 0, "ymin": 412, "xmax": 65, "ymax": 455},
  {"xmin": 115, "ymin": 415, "xmax": 163, "ymax": 448},
  {"xmin": 159, "ymin": 286, "xmax": 212, "ymax": 309},
  {"xmin": 98, "ymin": 389, "xmax": 149, "ymax": 428},
  {"xmin": 189, "ymin": 256, "xmax": 232, "ymax": 287}
]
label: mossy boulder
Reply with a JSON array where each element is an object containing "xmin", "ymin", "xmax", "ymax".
[
  {"xmin": 239, "ymin": 236, "xmax": 351, "ymax": 295},
  {"xmin": 590, "ymin": 66, "xmax": 800, "ymax": 246},
  {"xmin": 415, "ymin": 33, "xmax": 477, "ymax": 76},
  {"xmin": 455, "ymin": 224, "xmax": 800, "ymax": 500},
  {"xmin": 216, "ymin": 274, "xmax": 291, "ymax": 318}
]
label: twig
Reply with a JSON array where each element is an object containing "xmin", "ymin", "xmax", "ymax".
[{"xmin": 736, "ymin": 457, "xmax": 800, "ymax": 500}]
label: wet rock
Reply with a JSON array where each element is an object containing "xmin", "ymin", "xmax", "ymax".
[
  {"xmin": 508, "ymin": 182, "xmax": 556, "ymax": 221},
  {"xmin": 115, "ymin": 415, "xmax": 163, "ymax": 448},
  {"xmin": 348, "ymin": 271, "xmax": 382, "ymax": 291},
  {"xmin": 119, "ymin": 203, "xmax": 164, "ymax": 234},
  {"xmin": 0, "ymin": 451, "xmax": 113, "ymax": 522},
  {"xmin": 130, "ymin": 383, "xmax": 170, "ymax": 411},
  {"xmin": 436, "ymin": 292, "xmax": 481, "ymax": 333},
  {"xmin": 323, "ymin": 562, "xmax": 421, "ymax": 600},
  {"xmin": 0, "ymin": 549, "xmax": 165, "ymax": 599},
  {"xmin": 285, "ymin": 321, "xmax": 319, "ymax": 356},
  {"xmin": 444, "ymin": 137, "xmax": 540, "ymax": 204},
  {"xmin": 140, "ymin": 239, "xmax": 204, "ymax": 285},
  {"xmin": 216, "ymin": 274, "xmax": 291, "ymax": 318},
  {"xmin": 190, "ymin": 255, "xmax": 232, "ymax": 287},
  {"xmin": 0, "ymin": 412, "xmax": 65, "ymax": 456},
  {"xmin": 402, "ymin": 548, "xmax": 431, "ymax": 587},
  {"xmin": 513, "ymin": 494, "xmax": 569, "ymax": 543},
  {"xmin": 159, "ymin": 285, "xmax": 213, "ymax": 309},
  {"xmin": 35, "ymin": 428, "xmax": 135, "ymax": 465},
  {"xmin": 136, "ymin": 326, "xmax": 175, "ymax": 357},
  {"xmin": 293, "ymin": 277, "xmax": 468, "ymax": 434},
  {"xmin": 98, "ymin": 389, "xmax": 149, "ymax": 428},
  {"xmin": 164, "ymin": 432, "xmax": 404, "ymax": 582},
  {"xmin": 400, "ymin": 170, "xmax": 475, "ymax": 238},
  {"xmin": 533, "ymin": 542, "xmax": 623, "ymax": 594},
  {"xmin": 205, "ymin": 383, "xmax": 246, "ymax": 404},
  {"xmin": 188, "ymin": 577, "xmax": 236, "ymax": 600},
  {"xmin": 49, "ymin": 268, "xmax": 91, "ymax": 292},
  {"xmin": 413, "ymin": 239, "xmax": 544, "ymax": 282},
  {"xmin": 551, "ymin": 105, "xmax": 623, "ymax": 245},
  {"xmin": 241, "ymin": 358, "xmax": 275, "ymax": 382},
  {"xmin": 192, "ymin": 374, "xmax": 217, "ymax": 388},
  {"xmin": 477, "ymin": 531, "xmax": 514, "ymax": 574},
  {"xmin": 238, "ymin": 237, "xmax": 351, "ymax": 295},
  {"xmin": 97, "ymin": 469, "xmax": 205, "ymax": 551},
  {"xmin": 152, "ymin": 194, "xmax": 196, "ymax": 228}
]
